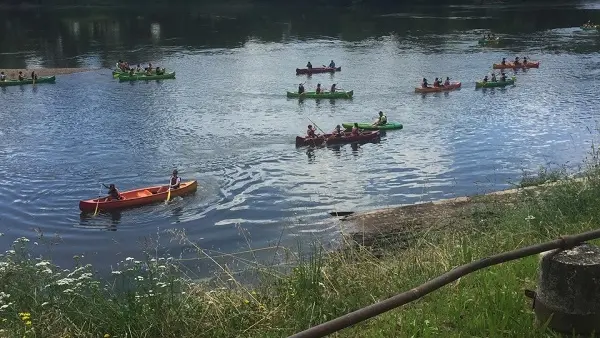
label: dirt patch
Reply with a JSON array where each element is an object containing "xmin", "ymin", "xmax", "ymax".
[
  {"xmin": 0, "ymin": 68, "xmax": 97, "ymax": 78},
  {"xmin": 339, "ymin": 185, "xmax": 541, "ymax": 252}
]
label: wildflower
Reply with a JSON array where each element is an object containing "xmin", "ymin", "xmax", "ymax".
[
  {"xmin": 111, "ymin": 271, "xmax": 122, "ymax": 275},
  {"xmin": 125, "ymin": 257, "xmax": 134, "ymax": 262},
  {"xmin": 25, "ymin": 320, "xmax": 32, "ymax": 326},
  {"xmin": 56, "ymin": 278, "xmax": 75, "ymax": 286},
  {"xmin": 104, "ymin": 334, "xmax": 111, "ymax": 338},
  {"xmin": 35, "ymin": 261, "xmax": 50, "ymax": 267},
  {"xmin": 63, "ymin": 289, "xmax": 75, "ymax": 294},
  {"xmin": 243, "ymin": 299, "xmax": 249, "ymax": 304},
  {"xmin": 41, "ymin": 302, "xmax": 49, "ymax": 307},
  {"xmin": 525, "ymin": 215, "xmax": 535, "ymax": 221},
  {"xmin": 0, "ymin": 304, "xmax": 9, "ymax": 310},
  {"xmin": 135, "ymin": 276, "xmax": 144, "ymax": 281}
]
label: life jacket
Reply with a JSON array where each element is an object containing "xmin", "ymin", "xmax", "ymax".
[
  {"xmin": 380, "ymin": 115, "xmax": 387, "ymax": 124},
  {"xmin": 0, "ymin": 74, "xmax": 5, "ymax": 80},
  {"xmin": 170, "ymin": 176, "xmax": 180, "ymax": 187},
  {"xmin": 108, "ymin": 188, "xmax": 121, "ymax": 199}
]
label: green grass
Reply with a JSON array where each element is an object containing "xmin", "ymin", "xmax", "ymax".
[{"xmin": 3, "ymin": 162, "xmax": 600, "ymax": 337}]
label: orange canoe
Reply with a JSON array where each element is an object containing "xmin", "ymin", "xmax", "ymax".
[
  {"xmin": 415, "ymin": 82, "xmax": 461, "ymax": 93},
  {"xmin": 492, "ymin": 61, "xmax": 540, "ymax": 69},
  {"xmin": 79, "ymin": 180, "xmax": 198, "ymax": 212}
]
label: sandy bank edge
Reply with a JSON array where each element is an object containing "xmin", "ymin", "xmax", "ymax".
[{"xmin": 0, "ymin": 68, "xmax": 99, "ymax": 78}]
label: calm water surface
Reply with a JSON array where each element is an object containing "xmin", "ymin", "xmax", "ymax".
[{"xmin": 1, "ymin": 2, "xmax": 600, "ymax": 275}]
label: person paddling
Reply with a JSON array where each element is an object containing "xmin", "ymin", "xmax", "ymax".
[
  {"xmin": 298, "ymin": 83, "xmax": 305, "ymax": 94},
  {"xmin": 0, "ymin": 72, "xmax": 5, "ymax": 82},
  {"xmin": 351, "ymin": 123, "xmax": 361, "ymax": 136},
  {"xmin": 501, "ymin": 57, "xmax": 506, "ymax": 66},
  {"xmin": 316, "ymin": 83, "xmax": 322, "ymax": 94},
  {"xmin": 483, "ymin": 75, "xmax": 489, "ymax": 83},
  {"xmin": 31, "ymin": 71, "xmax": 37, "ymax": 80},
  {"xmin": 422, "ymin": 78, "xmax": 429, "ymax": 88},
  {"xmin": 332, "ymin": 125, "xmax": 343, "ymax": 137},
  {"xmin": 307, "ymin": 125, "xmax": 317, "ymax": 138},
  {"xmin": 18, "ymin": 71, "xmax": 24, "ymax": 81},
  {"xmin": 102, "ymin": 183, "xmax": 122, "ymax": 201},
  {"xmin": 329, "ymin": 60, "xmax": 335, "ymax": 68},
  {"xmin": 373, "ymin": 111, "xmax": 387, "ymax": 126},
  {"xmin": 170, "ymin": 170, "xmax": 181, "ymax": 189},
  {"xmin": 500, "ymin": 72, "xmax": 507, "ymax": 82},
  {"xmin": 306, "ymin": 61, "xmax": 313, "ymax": 70},
  {"xmin": 444, "ymin": 77, "xmax": 450, "ymax": 86},
  {"xmin": 514, "ymin": 57, "xmax": 520, "ymax": 66},
  {"xmin": 491, "ymin": 73, "xmax": 497, "ymax": 82},
  {"xmin": 330, "ymin": 83, "xmax": 336, "ymax": 93}
]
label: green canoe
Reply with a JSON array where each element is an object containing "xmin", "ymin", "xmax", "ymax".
[
  {"xmin": 342, "ymin": 122, "xmax": 403, "ymax": 131},
  {"xmin": 112, "ymin": 69, "xmax": 158, "ymax": 78},
  {"xmin": 286, "ymin": 90, "xmax": 353, "ymax": 99},
  {"xmin": 475, "ymin": 76, "xmax": 516, "ymax": 88},
  {"xmin": 118, "ymin": 72, "xmax": 176, "ymax": 82},
  {"xmin": 0, "ymin": 76, "xmax": 56, "ymax": 87}
]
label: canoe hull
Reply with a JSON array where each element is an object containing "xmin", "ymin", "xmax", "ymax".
[
  {"xmin": 296, "ymin": 67, "xmax": 341, "ymax": 75},
  {"xmin": 415, "ymin": 82, "xmax": 461, "ymax": 93},
  {"xmin": 295, "ymin": 131, "xmax": 380, "ymax": 147},
  {"xmin": 341, "ymin": 122, "xmax": 403, "ymax": 131},
  {"xmin": 0, "ymin": 76, "xmax": 56, "ymax": 87},
  {"xmin": 492, "ymin": 61, "xmax": 540, "ymax": 69},
  {"xmin": 118, "ymin": 72, "xmax": 176, "ymax": 81},
  {"xmin": 286, "ymin": 90, "xmax": 353, "ymax": 99},
  {"xmin": 112, "ymin": 69, "xmax": 157, "ymax": 78},
  {"xmin": 79, "ymin": 180, "xmax": 198, "ymax": 212},
  {"xmin": 475, "ymin": 77, "xmax": 516, "ymax": 88}
]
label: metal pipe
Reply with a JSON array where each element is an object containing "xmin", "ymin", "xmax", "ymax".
[{"xmin": 289, "ymin": 229, "xmax": 600, "ymax": 338}]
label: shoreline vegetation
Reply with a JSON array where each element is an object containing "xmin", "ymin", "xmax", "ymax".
[{"xmin": 2, "ymin": 155, "xmax": 598, "ymax": 337}]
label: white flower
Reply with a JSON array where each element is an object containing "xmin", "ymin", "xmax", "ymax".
[
  {"xmin": 150, "ymin": 258, "xmax": 157, "ymax": 262},
  {"xmin": 135, "ymin": 276, "xmax": 144, "ymax": 281},
  {"xmin": 111, "ymin": 271, "xmax": 122, "ymax": 275},
  {"xmin": 125, "ymin": 257, "xmax": 134, "ymax": 262},
  {"xmin": 56, "ymin": 278, "xmax": 75, "ymax": 286},
  {"xmin": 6, "ymin": 250, "xmax": 15, "ymax": 255},
  {"xmin": 157, "ymin": 282, "xmax": 168, "ymax": 288},
  {"xmin": 134, "ymin": 260, "xmax": 141, "ymax": 265},
  {"xmin": 525, "ymin": 215, "xmax": 536, "ymax": 221},
  {"xmin": 0, "ymin": 304, "xmax": 9, "ymax": 310},
  {"xmin": 63, "ymin": 288, "xmax": 75, "ymax": 294},
  {"xmin": 41, "ymin": 302, "xmax": 49, "ymax": 307},
  {"xmin": 35, "ymin": 261, "xmax": 50, "ymax": 267}
]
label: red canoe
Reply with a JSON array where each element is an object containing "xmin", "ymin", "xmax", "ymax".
[
  {"xmin": 79, "ymin": 180, "xmax": 198, "ymax": 212},
  {"xmin": 492, "ymin": 61, "xmax": 540, "ymax": 69},
  {"xmin": 295, "ymin": 131, "xmax": 380, "ymax": 147},
  {"xmin": 296, "ymin": 67, "xmax": 342, "ymax": 75},
  {"xmin": 415, "ymin": 82, "xmax": 462, "ymax": 93}
]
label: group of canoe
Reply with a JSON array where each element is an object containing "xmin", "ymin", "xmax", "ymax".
[
  {"xmin": 581, "ymin": 21, "xmax": 600, "ymax": 30},
  {"xmin": 416, "ymin": 56, "xmax": 538, "ymax": 92},
  {"xmin": 112, "ymin": 60, "xmax": 176, "ymax": 81},
  {"xmin": 295, "ymin": 112, "xmax": 403, "ymax": 147}
]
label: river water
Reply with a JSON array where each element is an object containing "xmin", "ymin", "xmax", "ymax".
[{"xmin": 1, "ymin": 2, "xmax": 599, "ymax": 275}]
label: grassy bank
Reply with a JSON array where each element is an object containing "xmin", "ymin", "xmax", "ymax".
[{"xmin": 2, "ymin": 159, "xmax": 600, "ymax": 337}]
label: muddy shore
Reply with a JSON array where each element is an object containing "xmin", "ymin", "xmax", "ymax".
[
  {"xmin": 0, "ymin": 68, "xmax": 97, "ymax": 78},
  {"xmin": 339, "ymin": 180, "xmax": 576, "ymax": 250}
]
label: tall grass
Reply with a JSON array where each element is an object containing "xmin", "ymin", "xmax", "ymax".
[{"xmin": 2, "ymin": 147, "xmax": 600, "ymax": 337}]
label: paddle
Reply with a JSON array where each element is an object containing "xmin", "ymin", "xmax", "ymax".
[
  {"xmin": 166, "ymin": 180, "xmax": 172, "ymax": 204},
  {"xmin": 93, "ymin": 183, "xmax": 103, "ymax": 216},
  {"xmin": 307, "ymin": 117, "xmax": 326, "ymax": 135}
]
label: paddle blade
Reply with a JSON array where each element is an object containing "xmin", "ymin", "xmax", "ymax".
[
  {"xmin": 93, "ymin": 199, "xmax": 100, "ymax": 216},
  {"xmin": 166, "ymin": 187, "xmax": 171, "ymax": 203}
]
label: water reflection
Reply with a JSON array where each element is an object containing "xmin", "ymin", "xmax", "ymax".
[{"xmin": 0, "ymin": 3, "xmax": 595, "ymax": 68}]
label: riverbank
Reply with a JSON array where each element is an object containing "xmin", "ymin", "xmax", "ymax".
[
  {"xmin": 0, "ymin": 68, "xmax": 96, "ymax": 78},
  {"xmin": 1, "ymin": 165, "xmax": 599, "ymax": 337}
]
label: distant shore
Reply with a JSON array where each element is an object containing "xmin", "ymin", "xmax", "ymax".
[{"xmin": 0, "ymin": 68, "xmax": 97, "ymax": 78}]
